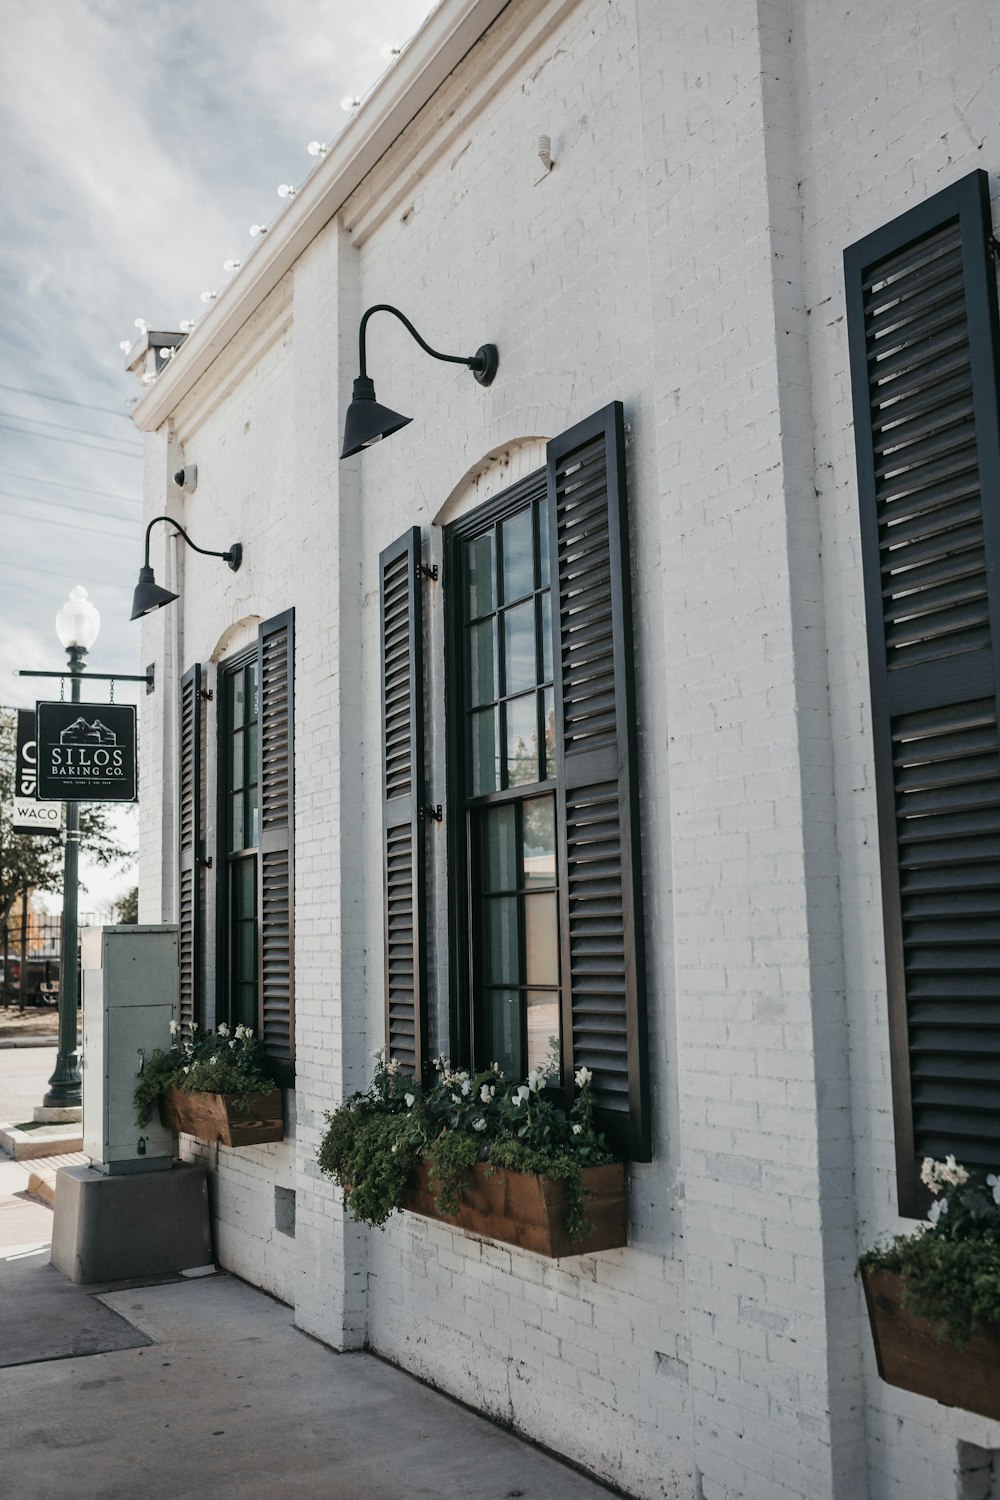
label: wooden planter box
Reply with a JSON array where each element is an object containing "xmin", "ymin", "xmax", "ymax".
[
  {"xmin": 403, "ymin": 1159, "xmax": 626, "ymax": 1259},
  {"xmin": 159, "ymin": 1086, "xmax": 283, "ymax": 1147},
  {"xmin": 861, "ymin": 1265, "xmax": 1000, "ymax": 1421}
]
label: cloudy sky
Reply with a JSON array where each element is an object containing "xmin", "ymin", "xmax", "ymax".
[{"xmin": 0, "ymin": 0, "xmax": 434, "ymax": 912}]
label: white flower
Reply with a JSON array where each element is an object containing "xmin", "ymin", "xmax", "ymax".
[
  {"xmin": 514, "ymin": 1085, "xmax": 530, "ymax": 1104},
  {"xmin": 480, "ymin": 1084, "xmax": 495, "ymax": 1104},
  {"xmin": 210, "ymin": 1054, "xmax": 219, "ymax": 1065},
  {"xmin": 927, "ymin": 1198, "xmax": 947, "ymax": 1225},
  {"xmin": 169, "ymin": 1020, "xmax": 180, "ymax": 1036},
  {"xmin": 941, "ymin": 1155, "xmax": 969, "ymax": 1187},
  {"xmin": 235, "ymin": 1024, "xmax": 249, "ymax": 1040},
  {"xmin": 987, "ymin": 1174, "xmax": 1000, "ymax": 1206},
  {"xmin": 572, "ymin": 1124, "xmax": 583, "ymax": 1136},
  {"xmin": 574, "ymin": 1067, "xmax": 593, "ymax": 1090},
  {"xmin": 404, "ymin": 1093, "xmax": 415, "ymax": 1108},
  {"xmin": 451, "ymin": 1093, "xmax": 461, "ymax": 1105},
  {"xmin": 372, "ymin": 1047, "xmax": 385, "ymax": 1063},
  {"xmin": 472, "ymin": 1118, "xmax": 487, "ymax": 1132},
  {"xmin": 217, "ymin": 1022, "xmax": 230, "ymax": 1038},
  {"xmin": 387, "ymin": 1058, "xmax": 401, "ymax": 1076},
  {"xmin": 229, "ymin": 1039, "xmax": 237, "ymax": 1049},
  {"xmin": 527, "ymin": 1070, "xmax": 543, "ymax": 1094},
  {"xmin": 182, "ymin": 1065, "xmax": 190, "ymax": 1075}
]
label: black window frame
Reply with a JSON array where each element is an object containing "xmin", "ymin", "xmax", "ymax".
[
  {"xmin": 216, "ymin": 643, "xmax": 261, "ymax": 1035},
  {"xmin": 444, "ymin": 468, "xmax": 564, "ymax": 1083}
]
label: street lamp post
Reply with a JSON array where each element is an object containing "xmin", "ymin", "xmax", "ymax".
[{"xmin": 44, "ymin": 586, "xmax": 101, "ymax": 1110}]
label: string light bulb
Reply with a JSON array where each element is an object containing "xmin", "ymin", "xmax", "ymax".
[
  {"xmin": 200, "ymin": 290, "xmax": 218, "ymax": 304},
  {"xmin": 340, "ymin": 95, "xmax": 360, "ymax": 112},
  {"xmin": 277, "ymin": 183, "xmax": 296, "ymax": 199},
  {"xmin": 307, "ymin": 141, "xmax": 328, "ymax": 157},
  {"xmin": 379, "ymin": 42, "xmax": 401, "ymax": 60},
  {"xmin": 119, "ymin": 340, "xmax": 132, "ymax": 353},
  {"xmin": 134, "ymin": 317, "xmax": 148, "ymax": 333},
  {"xmin": 249, "ymin": 223, "xmax": 268, "ymax": 239},
  {"xmin": 223, "ymin": 258, "xmax": 241, "ymax": 272}
]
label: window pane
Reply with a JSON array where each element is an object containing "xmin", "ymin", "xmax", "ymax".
[
  {"xmin": 527, "ymin": 991, "xmax": 560, "ymax": 1076},
  {"xmin": 524, "ymin": 893, "xmax": 558, "ymax": 986},
  {"xmin": 246, "ymin": 721, "xmax": 259, "ymax": 781},
  {"xmin": 237, "ymin": 856, "xmax": 255, "ymax": 911},
  {"xmin": 468, "ymin": 619, "xmax": 497, "ymax": 707},
  {"xmin": 537, "ymin": 499, "xmax": 550, "ymax": 588},
  {"xmin": 467, "ymin": 532, "xmax": 495, "ymax": 618},
  {"xmin": 483, "ymin": 804, "xmax": 517, "ymax": 892},
  {"xmin": 540, "ymin": 591, "xmax": 553, "ymax": 683},
  {"xmin": 503, "ymin": 600, "xmax": 536, "ymax": 695},
  {"xmin": 237, "ymin": 920, "xmax": 257, "ymax": 981},
  {"xmin": 247, "ymin": 784, "xmax": 259, "ymax": 849},
  {"xmin": 235, "ymin": 984, "xmax": 257, "ymax": 1031},
  {"xmin": 523, "ymin": 797, "xmax": 555, "ymax": 886},
  {"xmin": 485, "ymin": 989, "xmax": 522, "ymax": 1079},
  {"xmin": 542, "ymin": 687, "xmax": 555, "ymax": 781},
  {"xmin": 231, "ymin": 673, "xmax": 245, "ymax": 729},
  {"xmin": 471, "ymin": 707, "xmax": 499, "ymax": 794},
  {"xmin": 484, "ymin": 896, "xmax": 518, "ymax": 985},
  {"xmin": 231, "ymin": 729, "xmax": 245, "ymax": 792},
  {"xmin": 501, "ymin": 509, "xmax": 533, "ymax": 602},
  {"xmin": 230, "ymin": 793, "xmax": 244, "ymax": 852},
  {"xmin": 247, "ymin": 660, "xmax": 259, "ymax": 722},
  {"xmin": 506, "ymin": 693, "xmax": 538, "ymax": 786}
]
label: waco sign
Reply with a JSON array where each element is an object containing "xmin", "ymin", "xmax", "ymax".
[
  {"xmin": 35, "ymin": 701, "xmax": 138, "ymax": 803},
  {"xmin": 12, "ymin": 709, "xmax": 63, "ymax": 834}
]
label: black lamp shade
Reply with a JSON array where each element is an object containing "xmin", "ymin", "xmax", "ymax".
[
  {"xmin": 131, "ymin": 565, "xmax": 179, "ymax": 620},
  {"xmin": 340, "ymin": 375, "xmax": 412, "ymax": 459}
]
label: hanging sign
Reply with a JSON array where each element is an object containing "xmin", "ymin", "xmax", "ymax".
[
  {"xmin": 35, "ymin": 701, "xmax": 138, "ymax": 803},
  {"xmin": 12, "ymin": 709, "xmax": 63, "ymax": 834}
]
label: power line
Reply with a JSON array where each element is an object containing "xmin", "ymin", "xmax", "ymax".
[
  {"xmin": 0, "ymin": 506, "xmax": 135, "ymax": 542},
  {"xmin": 6, "ymin": 473, "xmax": 139, "ymax": 502},
  {"xmin": 0, "ymin": 558, "xmax": 130, "ymax": 589},
  {"xmin": 0, "ymin": 382, "xmax": 130, "ymax": 418},
  {"xmin": 0, "ymin": 410, "xmax": 142, "ymax": 448},
  {"xmin": 0, "ymin": 490, "xmax": 141, "ymax": 522},
  {"xmin": 0, "ymin": 423, "xmax": 142, "ymax": 459}
]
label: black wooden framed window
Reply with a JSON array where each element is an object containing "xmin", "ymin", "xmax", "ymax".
[
  {"xmin": 845, "ymin": 169, "xmax": 1000, "ymax": 1212},
  {"xmin": 449, "ymin": 475, "xmax": 561, "ymax": 1081},
  {"xmin": 215, "ymin": 610, "xmax": 295, "ymax": 1085},
  {"xmin": 435, "ymin": 402, "xmax": 650, "ymax": 1159}
]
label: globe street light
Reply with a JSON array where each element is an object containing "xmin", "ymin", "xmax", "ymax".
[{"xmin": 45, "ymin": 586, "xmax": 101, "ymax": 1111}]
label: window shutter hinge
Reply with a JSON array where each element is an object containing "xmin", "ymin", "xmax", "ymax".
[
  {"xmin": 988, "ymin": 234, "xmax": 1000, "ymax": 263},
  {"xmin": 198, "ymin": 842, "xmax": 213, "ymax": 868},
  {"xmin": 420, "ymin": 804, "xmax": 443, "ymax": 823},
  {"xmin": 198, "ymin": 686, "xmax": 214, "ymax": 701},
  {"xmin": 417, "ymin": 561, "xmax": 439, "ymax": 584}
]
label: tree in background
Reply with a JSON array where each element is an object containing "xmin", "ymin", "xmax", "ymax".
[
  {"xmin": 0, "ymin": 706, "xmax": 132, "ymax": 928},
  {"xmin": 114, "ymin": 886, "xmax": 139, "ymax": 924}
]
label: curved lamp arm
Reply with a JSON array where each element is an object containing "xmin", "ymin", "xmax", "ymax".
[
  {"xmin": 358, "ymin": 304, "xmax": 498, "ymax": 386},
  {"xmin": 144, "ymin": 515, "xmax": 242, "ymax": 572}
]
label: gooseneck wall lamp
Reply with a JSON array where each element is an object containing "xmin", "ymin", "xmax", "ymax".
[
  {"xmin": 340, "ymin": 304, "xmax": 499, "ymax": 459},
  {"xmin": 131, "ymin": 515, "xmax": 243, "ymax": 620}
]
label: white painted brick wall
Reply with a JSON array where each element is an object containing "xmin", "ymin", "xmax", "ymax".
[{"xmin": 134, "ymin": 0, "xmax": 1000, "ymax": 1494}]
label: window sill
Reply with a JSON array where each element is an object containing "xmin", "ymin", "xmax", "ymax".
[{"xmin": 403, "ymin": 1159, "xmax": 626, "ymax": 1259}]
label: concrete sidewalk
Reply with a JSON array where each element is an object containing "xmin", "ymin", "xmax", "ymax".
[{"xmin": 0, "ymin": 1050, "xmax": 616, "ymax": 1500}]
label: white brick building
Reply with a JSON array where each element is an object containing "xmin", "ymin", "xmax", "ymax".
[{"xmin": 129, "ymin": 2, "xmax": 1000, "ymax": 1495}]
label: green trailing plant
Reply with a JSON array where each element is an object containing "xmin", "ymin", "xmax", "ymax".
[
  {"xmin": 134, "ymin": 1021, "xmax": 277, "ymax": 1128},
  {"xmin": 859, "ymin": 1156, "xmax": 1000, "ymax": 1348},
  {"xmin": 316, "ymin": 1045, "xmax": 616, "ymax": 1239}
]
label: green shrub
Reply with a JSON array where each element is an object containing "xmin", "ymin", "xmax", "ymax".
[
  {"xmin": 316, "ymin": 1046, "xmax": 616, "ymax": 1240},
  {"xmin": 133, "ymin": 1022, "xmax": 276, "ymax": 1128},
  {"xmin": 859, "ymin": 1156, "xmax": 1000, "ymax": 1348}
]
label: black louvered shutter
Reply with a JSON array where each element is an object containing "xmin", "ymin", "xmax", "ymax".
[
  {"xmin": 257, "ymin": 611, "xmax": 294, "ymax": 1086},
  {"xmin": 845, "ymin": 169, "xmax": 1000, "ymax": 1211},
  {"xmin": 547, "ymin": 402, "xmax": 650, "ymax": 1160},
  {"xmin": 178, "ymin": 664, "xmax": 202, "ymax": 1033},
  {"xmin": 380, "ymin": 528, "xmax": 427, "ymax": 1081}
]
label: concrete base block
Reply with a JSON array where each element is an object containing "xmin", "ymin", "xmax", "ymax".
[
  {"xmin": 50, "ymin": 1163, "xmax": 212, "ymax": 1284},
  {"xmin": 33, "ymin": 1106, "xmax": 82, "ymax": 1124}
]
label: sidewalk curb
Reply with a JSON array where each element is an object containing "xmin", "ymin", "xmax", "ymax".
[{"xmin": 0, "ymin": 1038, "xmax": 59, "ymax": 1049}]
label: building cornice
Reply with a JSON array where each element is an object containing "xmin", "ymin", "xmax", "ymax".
[{"xmin": 130, "ymin": 0, "xmax": 512, "ymax": 433}]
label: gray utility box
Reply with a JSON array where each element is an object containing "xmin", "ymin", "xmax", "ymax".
[{"xmin": 82, "ymin": 925, "xmax": 178, "ymax": 1174}]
